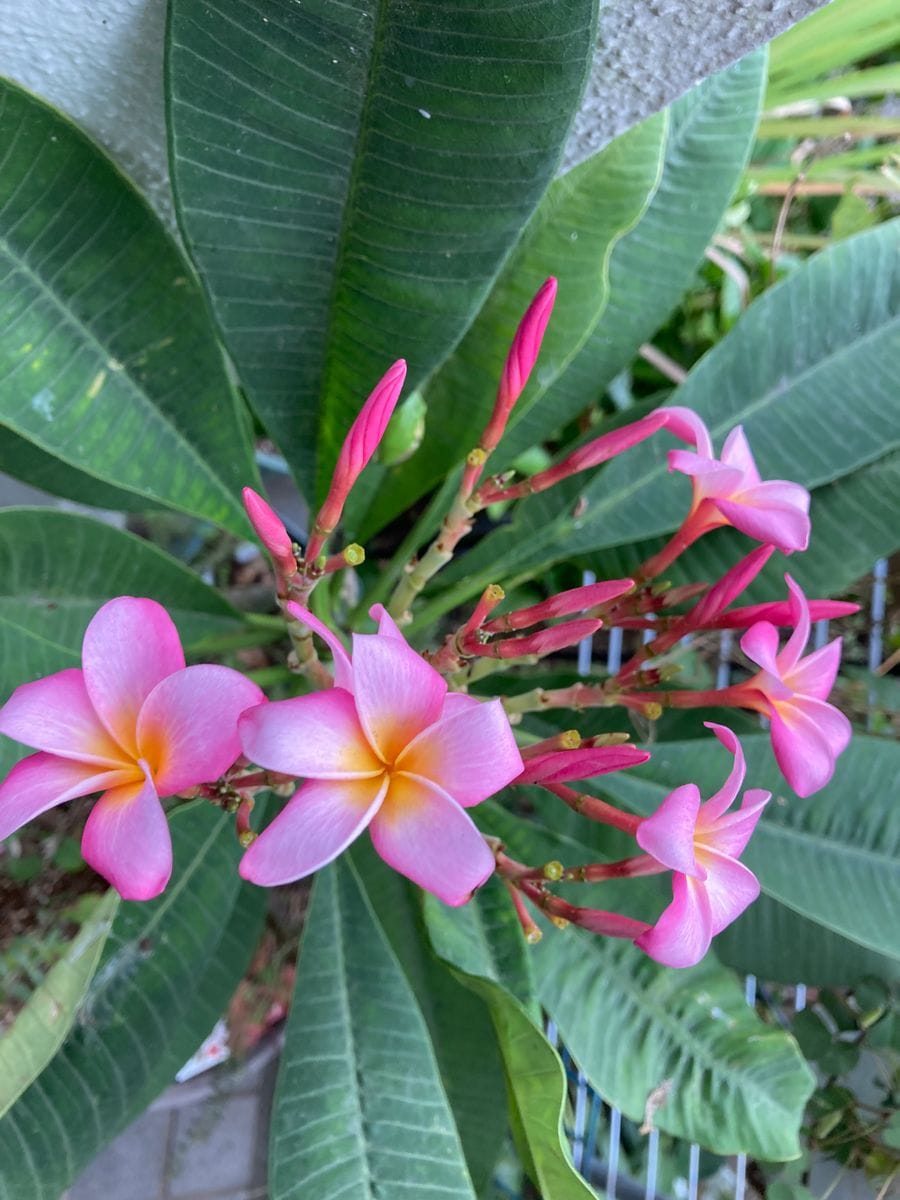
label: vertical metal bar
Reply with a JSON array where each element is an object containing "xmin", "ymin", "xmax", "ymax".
[
  {"xmin": 645, "ymin": 1128, "xmax": 660, "ymax": 1200},
  {"xmin": 607, "ymin": 626, "xmax": 624, "ymax": 674},
  {"xmin": 795, "ymin": 983, "xmax": 808, "ymax": 1013},
  {"xmin": 734, "ymin": 975, "xmax": 757, "ymax": 1200},
  {"xmin": 607, "ymin": 1106, "xmax": 622, "ymax": 1200},
  {"xmin": 578, "ymin": 570, "xmax": 597, "ymax": 676},
  {"xmin": 814, "ymin": 620, "xmax": 830, "ymax": 651},
  {"xmin": 716, "ymin": 629, "xmax": 734, "ymax": 690},
  {"xmin": 868, "ymin": 557, "xmax": 888, "ymax": 729},
  {"xmin": 572, "ymin": 1069, "xmax": 589, "ymax": 1171},
  {"xmin": 688, "ymin": 1142, "xmax": 701, "ymax": 1200}
]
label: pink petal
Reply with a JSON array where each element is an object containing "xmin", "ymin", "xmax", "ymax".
[
  {"xmin": 82, "ymin": 597, "xmax": 185, "ymax": 758},
  {"xmin": 740, "ymin": 621, "xmax": 782, "ymax": 675},
  {"xmin": 396, "ymin": 698, "xmax": 522, "ymax": 806},
  {"xmin": 369, "ymin": 773, "xmax": 495, "ymax": 906},
  {"xmin": 239, "ymin": 775, "xmax": 388, "ymax": 886},
  {"xmin": 770, "ymin": 699, "xmax": 851, "ymax": 797},
  {"xmin": 698, "ymin": 849, "xmax": 761, "ymax": 936},
  {"xmin": 81, "ymin": 768, "xmax": 172, "ymax": 900},
  {"xmin": 0, "ymin": 669, "xmax": 128, "ymax": 766},
  {"xmin": 660, "ymin": 406, "xmax": 714, "ymax": 458},
  {"xmin": 690, "ymin": 545, "xmax": 774, "ymax": 627},
  {"xmin": 635, "ymin": 874, "xmax": 712, "ymax": 969},
  {"xmin": 239, "ymin": 689, "xmax": 382, "ymax": 779},
  {"xmin": 516, "ymin": 744, "xmax": 651, "ymax": 785},
  {"xmin": 137, "ymin": 666, "xmax": 266, "ymax": 796},
  {"xmin": 283, "ymin": 602, "xmax": 353, "ymax": 690},
  {"xmin": 351, "ymin": 631, "xmax": 446, "ymax": 762},
  {"xmin": 700, "ymin": 788, "xmax": 770, "ymax": 858},
  {"xmin": 368, "ymin": 603, "xmax": 405, "ymax": 640},
  {"xmin": 668, "ymin": 450, "xmax": 744, "ymax": 497},
  {"xmin": 719, "ymin": 426, "xmax": 761, "ymax": 484},
  {"xmin": 636, "ymin": 784, "xmax": 704, "ymax": 878},
  {"xmin": 0, "ymin": 752, "xmax": 137, "ymax": 843},
  {"xmin": 440, "ymin": 693, "xmax": 482, "ymax": 717},
  {"xmin": 697, "ymin": 722, "xmax": 745, "ymax": 822},
  {"xmin": 784, "ymin": 639, "xmax": 842, "ymax": 701},
  {"xmin": 716, "ymin": 484, "xmax": 810, "ymax": 553},
  {"xmin": 778, "ymin": 575, "xmax": 811, "ymax": 671}
]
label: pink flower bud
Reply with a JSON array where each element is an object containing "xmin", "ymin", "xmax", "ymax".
[
  {"xmin": 242, "ymin": 488, "xmax": 297, "ymax": 578},
  {"xmin": 483, "ymin": 579, "xmax": 633, "ymax": 633},
  {"xmin": 464, "ymin": 617, "xmax": 601, "ymax": 659},
  {"xmin": 687, "ymin": 545, "xmax": 773, "ymax": 629},
  {"xmin": 517, "ymin": 744, "xmax": 650, "ymax": 785},
  {"xmin": 713, "ymin": 598, "xmax": 859, "ymax": 630},
  {"xmin": 309, "ymin": 360, "xmax": 407, "ymax": 558}
]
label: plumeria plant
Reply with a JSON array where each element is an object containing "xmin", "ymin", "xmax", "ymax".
[{"xmin": 1, "ymin": 7, "xmax": 897, "ymax": 1199}]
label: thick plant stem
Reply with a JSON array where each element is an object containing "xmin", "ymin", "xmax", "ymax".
[
  {"xmin": 546, "ymin": 782, "xmax": 642, "ymax": 836},
  {"xmin": 387, "ymin": 492, "xmax": 478, "ymax": 620}
]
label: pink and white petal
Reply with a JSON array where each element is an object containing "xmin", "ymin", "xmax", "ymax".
[
  {"xmin": 81, "ymin": 771, "xmax": 172, "ymax": 901},
  {"xmin": 440, "ymin": 692, "xmax": 482, "ymax": 718},
  {"xmin": 636, "ymin": 784, "xmax": 704, "ymax": 877},
  {"xmin": 635, "ymin": 874, "xmax": 713, "ymax": 969},
  {"xmin": 778, "ymin": 575, "xmax": 812, "ymax": 672},
  {"xmin": 740, "ymin": 621, "xmax": 782, "ymax": 675},
  {"xmin": 717, "ymin": 487, "xmax": 810, "ymax": 553},
  {"xmin": 351, "ymin": 632, "xmax": 446, "ymax": 762},
  {"xmin": 396, "ymin": 698, "xmax": 522, "ymax": 806},
  {"xmin": 239, "ymin": 689, "xmax": 382, "ymax": 780},
  {"xmin": 82, "ymin": 597, "xmax": 185, "ymax": 757},
  {"xmin": 0, "ymin": 669, "xmax": 127, "ymax": 766},
  {"xmin": 697, "ymin": 722, "xmax": 745, "ymax": 822},
  {"xmin": 370, "ymin": 773, "xmax": 495, "ymax": 906},
  {"xmin": 0, "ymin": 752, "xmax": 137, "ymax": 842},
  {"xmin": 660, "ymin": 406, "xmax": 714, "ymax": 457},
  {"xmin": 137, "ymin": 666, "xmax": 266, "ymax": 796},
  {"xmin": 770, "ymin": 700, "xmax": 850, "ymax": 798},
  {"xmin": 700, "ymin": 788, "xmax": 770, "ymax": 858},
  {"xmin": 668, "ymin": 450, "xmax": 744, "ymax": 498},
  {"xmin": 283, "ymin": 602, "xmax": 353, "ymax": 691},
  {"xmin": 698, "ymin": 849, "xmax": 761, "ymax": 936},
  {"xmin": 720, "ymin": 426, "xmax": 762, "ymax": 484},
  {"xmin": 368, "ymin": 603, "xmax": 405, "ymax": 640},
  {"xmin": 784, "ymin": 639, "xmax": 842, "ymax": 700},
  {"xmin": 239, "ymin": 775, "xmax": 387, "ymax": 887}
]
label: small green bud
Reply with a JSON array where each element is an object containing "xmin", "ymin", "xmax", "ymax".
[
  {"xmin": 377, "ymin": 391, "xmax": 427, "ymax": 465},
  {"xmin": 542, "ymin": 860, "xmax": 564, "ymax": 882},
  {"xmin": 342, "ymin": 543, "xmax": 365, "ymax": 566}
]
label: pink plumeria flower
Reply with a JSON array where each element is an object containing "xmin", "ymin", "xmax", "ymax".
[
  {"xmin": 238, "ymin": 603, "xmax": 523, "ymax": 905},
  {"xmin": 635, "ymin": 723, "xmax": 770, "ymax": 968},
  {"xmin": 0, "ymin": 597, "xmax": 264, "ymax": 900},
  {"xmin": 739, "ymin": 574, "xmax": 851, "ymax": 798},
  {"xmin": 662, "ymin": 407, "xmax": 811, "ymax": 554}
]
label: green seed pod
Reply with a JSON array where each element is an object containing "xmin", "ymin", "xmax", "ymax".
[{"xmin": 376, "ymin": 391, "xmax": 427, "ymax": 465}]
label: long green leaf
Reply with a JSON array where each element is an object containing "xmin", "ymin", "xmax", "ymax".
[
  {"xmin": 481, "ymin": 803, "xmax": 815, "ymax": 1161},
  {"xmin": 167, "ymin": 0, "xmax": 597, "ymax": 501},
  {"xmin": 601, "ymin": 734, "xmax": 900, "ymax": 962},
  {"xmin": 418, "ymin": 218, "xmax": 900, "ymax": 620},
  {"xmin": 425, "ymin": 877, "xmax": 599, "ymax": 1200},
  {"xmin": 0, "ymin": 891, "xmax": 119, "ymax": 1120},
  {"xmin": 0, "ymin": 508, "xmax": 244, "ymax": 766},
  {"xmin": 0, "ymin": 79, "xmax": 257, "ymax": 533},
  {"xmin": 269, "ymin": 860, "xmax": 476, "ymax": 1200},
  {"xmin": 0, "ymin": 804, "xmax": 267, "ymax": 1199}
]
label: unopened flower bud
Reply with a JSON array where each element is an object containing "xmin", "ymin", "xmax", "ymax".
[
  {"xmin": 242, "ymin": 488, "xmax": 298, "ymax": 578},
  {"xmin": 542, "ymin": 860, "xmax": 564, "ymax": 881}
]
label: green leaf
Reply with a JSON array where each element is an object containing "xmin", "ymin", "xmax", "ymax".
[
  {"xmin": 0, "ymin": 79, "xmax": 257, "ymax": 533},
  {"xmin": 0, "ymin": 508, "xmax": 244, "ymax": 769},
  {"xmin": 0, "ymin": 804, "xmax": 267, "ymax": 1200},
  {"xmin": 480, "ymin": 804, "xmax": 815, "ymax": 1161},
  {"xmin": 167, "ymin": 0, "xmax": 598, "ymax": 502},
  {"xmin": 0, "ymin": 891, "xmax": 119, "ymax": 1120},
  {"xmin": 425, "ymin": 877, "xmax": 599, "ymax": 1200},
  {"xmin": 600, "ymin": 735, "xmax": 900, "ymax": 963},
  {"xmin": 362, "ymin": 108, "xmax": 667, "ymax": 536},
  {"xmin": 269, "ymin": 859, "xmax": 476, "ymax": 1200},
  {"xmin": 349, "ymin": 842, "xmax": 508, "ymax": 1194},
  {"xmin": 418, "ymin": 218, "xmax": 900, "ymax": 619}
]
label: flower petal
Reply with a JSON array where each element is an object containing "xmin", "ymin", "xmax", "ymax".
[
  {"xmin": 516, "ymin": 744, "xmax": 651, "ymax": 785},
  {"xmin": 698, "ymin": 849, "xmax": 761, "ymax": 936},
  {"xmin": 740, "ymin": 621, "xmax": 782, "ymax": 675},
  {"xmin": 138, "ymin": 666, "xmax": 266, "ymax": 796},
  {"xmin": 719, "ymin": 426, "xmax": 761, "ymax": 484},
  {"xmin": 668, "ymin": 450, "xmax": 743, "ymax": 497},
  {"xmin": 283, "ymin": 603, "xmax": 353, "ymax": 690},
  {"xmin": 240, "ymin": 688, "xmax": 382, "ymax": 780},
  {"xmin": 0, "ymin": 669, "xmax": 128, "ymax": 766},
  {"xmin": 370, "ymin": 773, "xmax": 495, "ymax": 906},
  {"xmin": 716, "ymin": 484, "xmax": 810, "ymax": 553},
  {"xmin": 82, "ymin": 597, "xmax": 185, "ymax": 757},
  {"xmin": 770, "ymin": 698, "xmax": 851, "ymax": 797},
  {"xmin": 81, "ymin": 769, "xmax": 172, "ymax": 900},
  {"xmin": 239, "ymin": 775, "xmax": 387, "ymax": 887},
  {"xmin": 660, "ymin": 406, "xmax": 714, "ymax": 458},
  {"xmin": 0, "ymin": 752, "xmax": 136, "ymax": 843},
  {"xmin": 440, "ymin": 692, "xmax": 482, "ymax": 718},
  {"xmin": 697, "ymin": 722, "xmax": 745, "ymax": 822},
  {"xmin": 396, "ymin": 698, "xmax": 522, "ymax": 806},
  {"xmin": 700, "ymin": 788, "xmax": 770, "ymax": 858},
  {"xmin": 351, "ymin": 631, "xmax": 446, "ymax": 762},
  {"xmin": 368, "ymin": 603, "xmax": 405, "ymax": 640},
  {"xmin": 778, "ymin": 574, "xmax": 811, "ymax": 672},
  {"xmin": 635, "ymin": 783, "xmax": 704, "ymax": 878},
  {"xmin": 784, "ymin": 639, "xmax": 842, "ymax": 701},
  {"xmin": 635, "ymin": 874, "xmax": 713, "ymax": 969}
]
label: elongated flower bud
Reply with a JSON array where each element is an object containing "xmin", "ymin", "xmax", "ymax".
[
  {"xmin": 517, "ymin": 744, "xmax": 650, "ymax": 785},
  {"xmin": 463, "ymin": 617, "xmax": 601, "ymax": 659},
  {"xmin": 713, "ymin": 598, "xmax": 859, "ymax": 629},
  {"xmin": 484, "ymin": 579, "xmax": 633, "ymax": 633},
  {"xmin": 308, "ymin": 359, "xmax": 407, "ymax": 560},
  {"xmin": 242, "ymin": 488, "xmax": 297, "ymax": 578},
  {"xmin": 688, "ymin": 545, "xmax": 774, "ymax": 628}
]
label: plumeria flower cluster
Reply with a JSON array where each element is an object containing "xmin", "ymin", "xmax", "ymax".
[{"xmin": 0, "ymin": 276, "xmax": 856, "ymax": 969}]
